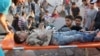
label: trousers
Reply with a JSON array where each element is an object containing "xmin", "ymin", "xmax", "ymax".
[{"xmin": 53, "ymin": 30, "xmax": 96, "ymax": 45}]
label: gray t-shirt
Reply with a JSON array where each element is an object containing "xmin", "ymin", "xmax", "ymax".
[{"xmin": 84, "ymin": 8, "xmax": 97, "ymax": 29}]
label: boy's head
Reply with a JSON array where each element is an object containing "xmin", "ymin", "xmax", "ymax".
[
  {"xmin": 65, "ymin": 15, "xmax": 73, "ymax": 27},
  {"xmin": 14, "ymin": 31, "xmax": 28, "ymax": 44},
  {"xmin": 75, "ymin": 16, "xmax": 82, "ymax": 26}
]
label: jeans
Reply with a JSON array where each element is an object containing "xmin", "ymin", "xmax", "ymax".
[
  {"xmin": 53, "ymin": 30, "xmax": 96, "ymax": 45},
  {"xmin": 65, "ymin": 6, "xmax": 70, "ymax": 15},
  {"xmin": 35, "ymin": 16, "xmax": 40, "ymax": 24}
]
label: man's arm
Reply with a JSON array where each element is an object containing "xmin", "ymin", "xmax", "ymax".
[
  {"xmin": 0, "ymin": 15, "xmax": 10, "ymax": 33},
  {"xmin": 89, "ymin": 21, "xmax": 95, "ymax": 31}
]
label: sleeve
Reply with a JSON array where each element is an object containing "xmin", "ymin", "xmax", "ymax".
[
  {"xmin": 93, "ymin": 10, "xmax": 98, "ymax": 21},
  {"xmin": 0, "ymin": 48, "xmax": 4, "ymax": 56},
  {"xmin": 12, "ymin": 19, "xmax": 15, "ymax": 28},
  {"xmin": 77, "ymin": 7, "xmax": 80, "ymax": 13}
]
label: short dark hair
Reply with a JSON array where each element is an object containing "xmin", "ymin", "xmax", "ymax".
[
  {"xmin": 22, "ymin": 12, "xmax": 26, "ymax": 16},
  {"xmin": 45, "ymin": 10, "xmax": 49, "ymax": 13},
  {"xmin": 65, "ymin": 15, "xmax": 73, "ymax": 20},
  {"xmin": 34, "ymin": 0, "xmax": 39, "ymax": 3},
  {"xmin": 14, "ymin": 33, "xmax": 26, "ymax": 44},
  {"xmin": 75, "ymin": 16, "xmax": 82, "ymax": 21},
  {"xmin": 28, "ymin": 16, "xmax": 33, "ymax": 19},
  {"xmin": 12, "ymin": 0, "xmax": 17, "ymax": 5},
  {"xmin": 72, "ymin": 2, "xmax": 76, "ymax": 5}
]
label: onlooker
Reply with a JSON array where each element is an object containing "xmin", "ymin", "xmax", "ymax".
[
  {"xmin": 34, "ymin": 0, "xmax": 41, "ymax": 23},
  {"xmin": 71, "ymin": 16, "xmax": 83, "ymax": 31},
  {"xmin": 29, "ymin": 0, "xmax": 35, "ymax": 13},
  {"xmin": 91, "ymin": 0, "xmax": 100, "ymax": 30},
  {"xmin": 39, "ymin": 13, "xmax": 45, "ymax": 23},
  {"xmin": 58, "ymin": 15, "xmax": 73, "ymax": 31},
  {"xmin": 16, "ymin": 3, "xmax": 23, "ymax": 15},
  {"xmin": 18, "ymin": 12, "xmax": 28, "ymax": 31},
  {"xmin": 27, "ymin": 16, "xmax": 37, "ymax": 31},
  {"xmin": 12, "ymin": 13, "xmax": 21, "ymax": 31},
  {"xmin": 44, "ymin": 10, "xmax": 52, "ymax": 22},
  {"xmin": 63, "ymin": 0, "xmax": 71, "ymax": 15},
  {"xmin": 40, "ymin": 0, "xmax": 52, "ymax": 12},
  {"xmin": 52, "ymin": 8, "xmax": 60, "ymax": 19},
  {"xmin": 10, "ymin": 2, "xmax": 16, "ymax": 15},
  {"xmin": 85, "ymin": 3, "xmax": 97, "ymax": 30},
  {"xmin": 23, "ymin": 0, "xmax": 31, "ymax": 15},
  {"xmin": 71, "ymin": 2, "xmax": 80, "ymax": 19},
  {"xmin": 80, "ymin": 0, "xmax": 89, "ymax": 27}
]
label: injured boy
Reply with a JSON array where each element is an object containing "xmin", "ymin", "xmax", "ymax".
[{"xmin": 52, "ymin": 30, "xmax": 99, "ymax": 45}]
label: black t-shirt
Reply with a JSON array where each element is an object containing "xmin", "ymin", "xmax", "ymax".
[
  {"xmin": 58, "ymin": 25, "xmax": 71, "ymax": 32},
  {"xmin": 12, "ymin": 17, "xmax": 21, "ymax": 31},
  {"xmin": 71, "ymin": 7, "xmax": 80, "ymax": 18},
  {"xmin": 71, "ymin": 25, "xmax": 82, "ymax": 31},
  {"xmin": 94, "ymin": 11, "xmax": 100, "ymax": 29},
  {"xmin": 58, "ymin": 25, "xmax": 82, "ymax": 32}
]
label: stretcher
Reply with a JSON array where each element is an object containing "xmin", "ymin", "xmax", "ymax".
[{"xmin": 1, "ymin": 32, "xmax": 100, "ymax": 50}]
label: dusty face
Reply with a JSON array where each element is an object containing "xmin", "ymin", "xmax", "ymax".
[{"xmin": 18, "ymin": 32, "xmax": 28, "ymax": 42}]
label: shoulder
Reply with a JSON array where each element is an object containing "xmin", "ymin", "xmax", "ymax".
[
  {"xmin": 71, "ymin": 25, "xmax": 82, "ymax": 31},
  {"xmin": 62, "ymin": 25, "xmax": 67, "ymax": 28}
]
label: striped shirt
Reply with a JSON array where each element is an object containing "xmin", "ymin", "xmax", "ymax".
[{"xmin": 18, "ymin": 16, "xmax": 28, "ymax": 30}]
